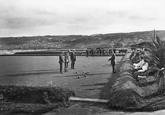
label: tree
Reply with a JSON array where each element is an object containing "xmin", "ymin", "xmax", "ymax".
[{"xmin": 143, "ymin": 36, "xmax": 165, "ymax": 94}]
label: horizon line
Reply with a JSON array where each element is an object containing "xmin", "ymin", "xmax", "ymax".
[{"xmin": 0, "ymin": 29, "xmax": 164, "ymax": 38}]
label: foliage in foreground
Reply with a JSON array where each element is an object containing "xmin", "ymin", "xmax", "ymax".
[
  {"xmin": 146, "ymin": 36, "xmax": 165, "ymax": 68},
  {"xmin": 0, "ymin": 85, "xmax": 75, "ymax": 114},
  {"xmin": 0, "ymin": 85, "xmax": 75, "ymax": 104},
  {"xmin": 142, "ymin": 36, "xmax": 165, "ymax": 95}
]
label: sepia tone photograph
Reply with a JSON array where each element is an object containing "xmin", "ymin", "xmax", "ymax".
[{"xmin": 0, "ymin": 0, "xmax": 165, "ymax": 114}]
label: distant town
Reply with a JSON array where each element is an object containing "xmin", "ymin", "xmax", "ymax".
[{"xmin": 0, "ymin": 30, "xmax": 165, "ymax": 55}]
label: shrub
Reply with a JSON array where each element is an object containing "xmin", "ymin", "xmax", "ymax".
[
  {"xmin": 142, "ymin": 36, "xmax": 165, "ymax": 95},
  {"xmin": 0, "ymin": 85, "xmax": 75, "ymax": 104}
]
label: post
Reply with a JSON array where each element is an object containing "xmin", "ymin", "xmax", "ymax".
[{"xmin": 154, "ymin": 29, "xmax": 156, "ymax": 40}]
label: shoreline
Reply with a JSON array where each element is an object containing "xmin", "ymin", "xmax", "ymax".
[{"xmin": 0, "ymin": 53, "xmax": 125, "ymax": 56}]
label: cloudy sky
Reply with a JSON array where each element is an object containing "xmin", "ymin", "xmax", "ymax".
[{"xmin": 0, "ymin": 0, "xmax": 165, "ymax": 37}]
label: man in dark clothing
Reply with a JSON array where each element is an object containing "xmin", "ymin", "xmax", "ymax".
[
  {"xmin": 108, "ymin": 50, "xmax": 116, "ymax": 73},
  {"xmin": 102, "ymin": 49, "xmax": 105, "ymax": 56},
  {"xmin": 99, "ymin": 48, "xmax": 102, "ymax": 56},
  {"xmin": 86, "ymin": 49, "xmax": 89, "ymax": 57},
  {"xmin": 59, "ymin": 51, "xmax": 64, "ymax": 73},
  {"xmin": 64, "ymin": 51, "xmax": 70, "ymax": 72},
  {"xmin": 70, "ymin": 49, "xmax": 76, "ymax": 69},
  {"xmin": 91, "ymin": 49, "xmax": 94, "ymax": 56},
  {"xmin": 109, "ymin": 48, "xmax": 112, "ymax": 55}
]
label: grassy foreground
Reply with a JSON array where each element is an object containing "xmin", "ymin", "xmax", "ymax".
[{"xmin": 0, "ymin": 85, "xmax": 75, "ymax": 114}]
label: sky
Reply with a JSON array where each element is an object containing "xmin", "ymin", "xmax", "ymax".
[{"xmin": 0, "ymin": 0, "xmax": 165, "ymax": 37}]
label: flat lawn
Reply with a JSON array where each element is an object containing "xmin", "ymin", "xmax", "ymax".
[{"xmin": 0, "ymin": 56, "xmax": 122, "ymax": 99}]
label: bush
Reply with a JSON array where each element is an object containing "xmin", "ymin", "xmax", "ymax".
[
  {"xmin": 0, "ymin": 85, "xmax": 75, "ymax": 104},
  {"xmin": 0, "ymin": 85, "xmax": 75, "ymax": 114}
]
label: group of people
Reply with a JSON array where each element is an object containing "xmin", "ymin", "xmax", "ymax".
[
  {"xmin": 130, "ymin": 49, "xmax": 149, "ymax": 81},
  {"xmin": 86, "ymin": 48, "xmax": 116, "ymax": 57},
  {"xmin": 59, "ymin": 49, "xmax": 76, "ymax": 73},
  {"xmin": 59, "ymin": 48, "xmax": 117, "ymax": 74}
]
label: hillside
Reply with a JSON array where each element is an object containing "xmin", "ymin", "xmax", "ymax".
[{"xmin": 0, "ymin": 30, "xmax": 165, "ymax": 50}]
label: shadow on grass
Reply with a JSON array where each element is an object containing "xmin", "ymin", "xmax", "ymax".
[
  {"xmin": 82, "ymin": 83, "xmax": 106, "ymax": 87},
  {"xmin": 6, "ymin": 69, "xmax": 60, "ymax": 77},
  {"xmin": 85, "ymin": 88, "xmax": 102, "ymax": 91},
  {"xmin": 20, "ymin": 69, "xmax": 59, "ymax": 73},
  {"xmin": 64, "ymin": 72, "xmax": 110, "ymax": 78},
  {"xmin": 99, "ymin": 72, "xmax": 118, "ymax": 99}
]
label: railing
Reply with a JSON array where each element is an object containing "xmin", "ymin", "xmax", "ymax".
[{"xmin": 0, "ymin": 48, "xmax": 129, "ymax": 56}]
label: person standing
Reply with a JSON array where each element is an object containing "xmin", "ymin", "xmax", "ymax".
[
  {"xmin": 108, "ymin": 49, "xmax": 116, "ymax": 73},
  {"xmin": 102, "ymin": 49, "xmax": 105, "ymax": 56},
  {"xmin": 59, "ymin": 51, "xmax": 64, "ymax": 73},
  {"xmin": 91, "ymin": 49, "xmax": 94, "ymax": 56},
  {"xmin": 70, "ymin": 49, "xmax": 76, "ymax": 69},
  {"xmin": 99, "ymin": 48, "xmax": 101, "ymax": 56},
  {"xmin": 64, "ymin": 50, "xmax": 70, "ymax": 72},
  {"xmin": 109, "ymin": 48, "xmax": 112, "ymax": 55},
  {"xmin": 86, "ymin": 49, "xmax": 89, "ymax": 57}
]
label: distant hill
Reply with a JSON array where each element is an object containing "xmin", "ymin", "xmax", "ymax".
[{"xmin": 0, "ymin": 30, "xmax": 165, "ymax": 50}]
